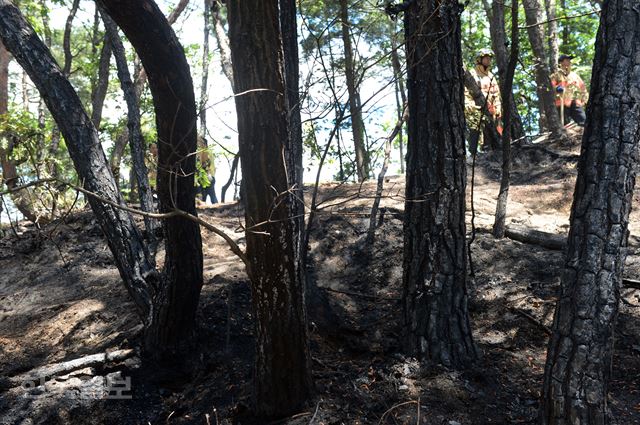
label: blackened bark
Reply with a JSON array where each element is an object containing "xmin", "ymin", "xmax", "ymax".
[
  {"xmin": 402, "ymin": 0, "xmax": 477, "ymax": 368},
  {"xmin": 100, "ymin": 11, "xmax": 156, "ymax": 240},
  {"xmin": 279, "ymin": 0, "xmax": 305, "ymax": 260},
  {"xmin": 339, "ymin": 0, "xmax": 369, "ymax": 182},
  {"xmin": 522, "ymin": 0, "xmax": 564, "ymax": 137},
  {"xmin": 484, "ymin": 0, "xmax": 526, "ymax": 141},
  {"xmin": 220, "ymin": 153, "xmax": 238, "ymax": 203},
  {"xmin": 492, "ymin": 0, "xmax": 519, "ymax": 238},
  {"xmin": 540, "ymin": 1, "xmax": 640, "ymax": 423},
  {"xmin": 131, "ymin": 0, "xmax": 190, "ymax": 100},
  {"xmin": 227, "ymin": 0, "xmax": 312, "ymax": 416},
  {"xmin": 98, "ymin": 0, "xmax": 203, "ymax": 364},
  {"xmin": 0, "ymin": 0, "xmax": 156, "ymax": 317}
]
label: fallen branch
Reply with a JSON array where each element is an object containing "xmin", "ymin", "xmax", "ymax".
[
  {"xmin": 510, "ymin": 308, "xmax": 552, "ymax": 335},
  {"xmin": 378, "ymin": 400, "xmax": 418, "ymax": 425},
  {"xmin": 623, "ymin": 278, "xmax": 640, "ymax": 290},
  {"xmin": 476, "ymin": 224, "xmax": 567, "ymax": 250},
  {"xmin": 7, "ymin": 348, "xmax": 135, "ymax": 387},
  {"xmin": 322, "ymin": 287, "xmax": 400, "ymax": 301}
]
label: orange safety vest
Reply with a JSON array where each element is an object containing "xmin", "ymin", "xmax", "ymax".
[
  {"xmin": 471, "ymin": 64, "xmax": 502, "ymax": 119},
  {"xmin": 551, "ymin": 69, "xmax": 588, "ymax": 107}
]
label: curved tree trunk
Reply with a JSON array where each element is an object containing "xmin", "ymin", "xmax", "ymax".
[
  {"xmin": 228, "ymin": 0, "xmax": 312, "ymax": 416},
  {"xmin": 492, "ymin": 0, "xmax": 519, "ymax": 238},
  {"xmin": 539, "ymin": 1, "xmax": 640, "ymax": 423},
  {"xmin": 0, "ymin": 0, "xmax": 156, "ymax": 318},
  {"xmin": 100, "ymin": 10, "xmax": 157, "ymax": 241},
  {"xmin": 402, "ymin": 0, "xmax": 477, "ymax": 368},
  {"xmin": 98, "ymin": 0, "xmax": 203, "ymax": 365}
]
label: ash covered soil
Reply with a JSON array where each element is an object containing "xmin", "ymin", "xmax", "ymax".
[{"xmin": 1, "ymin": 127, "xmax": 640, "ymax": 424}]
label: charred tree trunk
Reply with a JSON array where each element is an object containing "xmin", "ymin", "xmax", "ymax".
[
  {"xmin": 109, "ymin": 0, "xmax": 190, "ymax": 190},
  {"xmin": 402, "ymin": 0, "xmax": 477, "ymax": 368},
  {"xmin": 279, "ymin": 0, "xmax": 305, "ymax": 259},
  {"xmin": 522, "ymin": 0, "xmax": 564, "ymax": 138},
  {"xmin": 227, "ymin": 0, "xmax": 312, "ymax": 416},
  {"xmin": 492, "ymin": 0, "xmax": 519, "ymax": 238},
  {"xmin": 483, "ymin": 0, "xmax": 526, "ymax": 141},
  {"xmin": 0, "ymin": 0, "xmax": 156, "ymax": 317},
  {"xmin": 100, "ymin": 10, "xmax": 156, "ymax": 240},
  {"xmin": 540, "ymin": 1, "xmax": 640, "ymax": 423},
  {"xmin": 98, "ymin": 0, "xmax": 203, "ymax": 365},
  {"xmin": 339, "ymin": 0, "xmax": 369, "ymax": 182},
  {"xmin": 220, "ymin": 153, "xmax": 239, "ymax": 203}
]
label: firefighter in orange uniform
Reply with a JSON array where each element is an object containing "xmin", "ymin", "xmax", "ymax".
[
  {"xmin": 466, "ymin": 49, "xmax": 502, "ymax": 153},
  {"xmin": 551, "ymin": 54, "xmax": 588, "ymax": 126}
]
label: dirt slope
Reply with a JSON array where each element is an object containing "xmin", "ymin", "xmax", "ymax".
[{"xmin": 1, "ymin": 128, "xmax": 639, "ymax": 424}]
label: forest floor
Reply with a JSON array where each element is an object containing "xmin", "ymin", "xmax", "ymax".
[{"xmin": 1, "ymin": 126, "xmax": 640, "ymax": 424}]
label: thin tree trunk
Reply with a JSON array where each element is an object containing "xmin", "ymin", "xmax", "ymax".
[
  {"xmin": 522, "ymin": 0, "xmax": 565, "ymax": 138},
  {"xmin": 211, "ymin": 1, "xmax": 234, "ymax": 90},
  {"xmin": 228, "ymin": 0, "xmax": 312, "ymax": 416},
  {"xmin": 220, "ymin": 154, "xmax": 238, "ymax": 203},
  {"xmin": 544, "ymin": 0, "xmax": 559, "ymax": 73},
  {"xmin": 98, "ymin": 0, "xmax": 203, "ymax": 365},
  {"xmin": 62, "ymin": 0, "xmax": 80, "ymax": 76},
  {"xmin": 0, "ymin": 38, "xmax": 42, "ymax": 223},
  {"xmin": 90, "ymin": 24, "xmax": 112, "ymax": 128},
  {"xmin": 200, "ymin": 0, "xmax": 212, "ymax": 137},
  {"xmin": 493, "ymin": 0, "xmax": 519, "ymax": 238},
  {"xmin": 390, "ymin": 20, "xmax": 406, "ymax": 173},
  {"xmin": 483, "ymin": 0, "xmax": 526, "ymax": 142},
  {"xmin": 367, "ymin": 107, "xmax": 407, "ymax": 243},
  {"xmin": 0, "ymin": 1, "xmax": 156, "ymax": 318},
  {"xmin": 560, "ymin": 0, "xmax": 569, "ymax": 47},
  {"xmin": 339, "ymin": 0, "xmax": 369, "ymax": 182},
  {"xmin": 540, "ymin": 1, "xmax": 640, "ymax": 423},
  {"xmin": 101, "ymin": 10, "xmax": 157, "ymax": 241},
  {"xmin": 109, "ymin": 128, "xmax": 129, "ymax": 189},
  {"xmin": 402, "ymin": 0, "xmax": 477, "ymax": 368}
]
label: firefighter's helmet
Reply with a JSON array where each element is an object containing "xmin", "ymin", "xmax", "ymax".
[{"xmin": 476, "ymin": 48, "xmax": 494, "ymax": 63}]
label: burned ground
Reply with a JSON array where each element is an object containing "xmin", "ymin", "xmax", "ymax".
[{"xmin": 1, "ymin": 128, "xmax": 639, "ymax": 424}]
